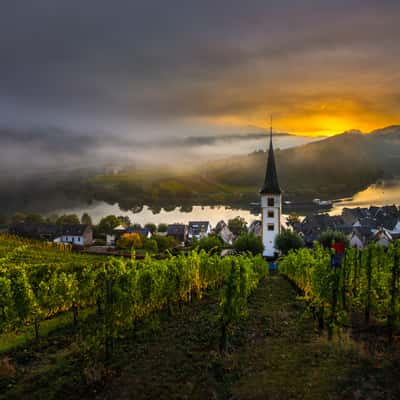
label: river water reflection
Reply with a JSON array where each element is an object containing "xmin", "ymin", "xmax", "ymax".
[{"xmin": 47, "ymin": 180, "xmax": 400, "ymax": 225}]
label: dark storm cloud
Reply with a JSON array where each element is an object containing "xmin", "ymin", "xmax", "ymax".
[{"xmin": 0, "ymin": 0, "xmax": 399, "ymax": 177}]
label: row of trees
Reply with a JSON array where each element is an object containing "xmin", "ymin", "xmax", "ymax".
[{"xmin": 6, "ymin": 212, "xmax": 170, "ymax": 236}]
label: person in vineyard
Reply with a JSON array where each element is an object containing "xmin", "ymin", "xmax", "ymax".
[{"xmin": 331, "ymin": 240, "xmax": 345, "ymax": 269}]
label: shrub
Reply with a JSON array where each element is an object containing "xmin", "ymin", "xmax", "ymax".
[
  {"xmin": 198, "ymin": 235, "xmax": 224, "ymax": 253},
  {"xmin": 233, "ymin": 233, "xmax": 263, "ymax": 255},
  {"xmin": 319, "ymin": 230, "xmax": 350, "ymax": 249},
  {"xmin": 275, "ymin": 230, "xmax": 305, "ymax": 255},
  {"xmin": 153, "ymin": 235, "xmax": 179, "ymax": 252}
]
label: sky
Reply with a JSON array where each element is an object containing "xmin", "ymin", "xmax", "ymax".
[{"xmin": 0, "ymin": 0, "xmax": 399, "ymax": 174}]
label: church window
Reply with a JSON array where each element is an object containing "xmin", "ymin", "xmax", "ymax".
[
  {"xmin": 268, "ymin": 197, "xmax": 274, "ymax": 207},
  {"xmin": 268, "ymin": 223, "xmax": 274, "ymax": 231},
  {"xmin": 268, "ymin": 210, "xmax": 274, "ymax": 218}
]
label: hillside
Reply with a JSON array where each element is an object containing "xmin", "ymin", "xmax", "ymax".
[
  {"xmin": 204, "ymin": 125, "xmax": 400, "ymax": 201},
  {"xmin": 1, "ymin": 126, "xmax": 399, "ymax": 215}
]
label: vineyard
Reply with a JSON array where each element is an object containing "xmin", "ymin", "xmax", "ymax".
[
  {"xmin": 0, "ymin": 234, "xmax": 267, "ymax": 359},
  {"xmin": 279, "ymin": 242, "xmax": 400, "ymax": 340},
  {"xmin": 2, "ymin": 234, "xmax": 400, "ymax": 399}
]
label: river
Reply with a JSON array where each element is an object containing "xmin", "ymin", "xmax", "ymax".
[{"xmin": 46, "ymin": 179, "xmax": 400, "ymax": 225}]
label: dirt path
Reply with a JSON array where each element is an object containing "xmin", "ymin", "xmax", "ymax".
[
  {"xmin": 98, "ymin": 275, "xmax": 398, "ymax": 400},
  {"xmin": 3, "ymin": 275, "xmax": 399, "ymax": 399}
]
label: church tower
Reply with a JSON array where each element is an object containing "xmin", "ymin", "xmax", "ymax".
[{"xmin": 260, "ymin": 121, "xmax": 282, "ymax": 258}]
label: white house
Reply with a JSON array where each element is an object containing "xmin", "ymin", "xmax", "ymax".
[
  {"xmin": 214, "ymin": 220, "xmax": 234, "ymax": 244},
  {"xmin": 373, "ymin": 228, "xmax": 393, "ymax": 248},
  {"xmin": 188, "ymin": 221, "xmax": 211, "ymax": 240},
  {"xmin": 56, "ymin": 224, "xmax": 93, "ymax": 246},
  {"xmin": 106, "ymin": 224, "xmax": 126, "ymax": 246}
]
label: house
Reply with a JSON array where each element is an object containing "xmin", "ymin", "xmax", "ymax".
[
  {"xmin": 10, "ymin": 223, "xmax": 93, "ymax": 246},
  {"xmin": 214, "ymin": 220, "xmax": 234, "ymax": 244},
  {"xmin": 57, "ymin": 224, "xmax": 93, "ymax": 246},
  {"xmin": 372, "ymin": 228, "xmax": 393, "ymax": 248},
  {"xmin": 248, "ymin": 220, "xmax": 262, "ymax": 237},
  {"xmin": 10, "ymin": 223, "xmax": 62, "ymax": 241},
  {"xmin": 300, "ymin": 214, "xmax": 340, "ymax": 236},
  {"xmin": 342, "ymin": 207, "xmax": 369, "ymax": 226},
  {"xmin": 188, "ymin": 221, "xmax": 211, "ymax": 240},
  {"xmin": 106, "ymin": 225, "xmax": 126, "ymax": 246},
  {"xmin": 167, "ymin": 224, "xmax": 188, "ymax": 243},
  {"xmin": 349, "ymin": 227, "xmax": 374, "ymax": 249},
  {"xmin": 127, "ymin": 227, "xmax": 152, "ymax": 239}
]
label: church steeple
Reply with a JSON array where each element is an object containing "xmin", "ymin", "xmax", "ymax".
[{"xmin": 260, "ymin": 119, "xmax": 281, "ymax": 195}]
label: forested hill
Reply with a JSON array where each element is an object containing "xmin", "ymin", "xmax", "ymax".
[
  {"xmin": 1, "ymin": 126, "xmax": 399, "ymax": 215},
  {"xmin": 204, "ymin": 125, "xmax": 400, "ymax": 200}
]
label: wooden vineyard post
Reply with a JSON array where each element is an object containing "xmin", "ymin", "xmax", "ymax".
[
  {"xmin": 72, "ymin": 302, "xmax": 78, "ymax": 327},
  {"xmin": 388, "ymin": 245, "xmax": 399, "ymax": 345},
  {"xmin": 341, "ymin": 252, "xmax": 347, "ymax": 311},
  {"xmin": 328, "ymin": 265, "xmax": 339, "ymax": 341},
  {"xmin": 365, "ymin": 247, "xmax": 373, "ymax": 325},
  {"xmin": 105, "ymin": 279, "xmax": 115, "ymax": 362}
]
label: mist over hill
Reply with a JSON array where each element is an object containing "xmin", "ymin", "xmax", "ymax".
[
  {"xmin": 0, "ymin": 125, "xmax": 399, "ymax": 215},
  {"xmin": 205, "ymin": 125, "xmax": 400, "ymax": 201}
]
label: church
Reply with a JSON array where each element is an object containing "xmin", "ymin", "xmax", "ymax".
[{"xmin": 260, "ymin": 126, "xmax": 282, "ymax": 258}]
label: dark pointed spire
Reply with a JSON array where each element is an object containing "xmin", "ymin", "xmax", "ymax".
[{"xmin": 260, "ymin": 117, "xmax": 281, "ymax": 195}]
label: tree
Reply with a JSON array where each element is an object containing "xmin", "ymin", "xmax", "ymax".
[
  {"xmin": 144, "ymin": 223, "xmax": 157, "ymax": 234},
  {"xmin": 152, "ymin": 235, "xmax": 178, "ymax": 252},
  {"xmin": 56, "ymin": 214, "xmax": 80, "ymax": 225},
  {"xmin": 157, "ymin": 223, "xmax": 168, "ymax": 233},
  {"xmin": 228, "ymin": 217, "xmax": 248, "ymax": 236},
  {"xmin": 275, "ymin": 230, "xmax": 305, "ymax": 255},
  {"xmin": 132, "ymin": 223, "xmax": 142, "ymax": 230},
  {"xmin": 25, "ymin": 214, "xmax": 44, "ymax": 224},
  {"xmin": 97, "ymin": 215, "xmax": 121, "ymax": 235},
  {"xmin": 198, "ymin": 235, "xmax": 224, "ymax": 253},
  {"xmin": 45, "ymin": 214, "xmax": 59, "ymax": 224},
  {"xmin": 117, "ymin": 216, "xmax": 131, "ymax": 227},
  {"xmin": 233, "ymin": 233, "xmax": 263, "ymax": 255},
  {"xmin": 81, "ymin": 213, "xmax": 92, "ymax": 225},
  {"xmin": 117, "ymin": 233, "xmax": 143, "ymax": 249},
  {"xmin": 319, "ymin": 230, "xmax": 350, "ymax": 249},
  {"xmin": 11, "ymin": 212, "xmax": 26, "ymax": 225}
]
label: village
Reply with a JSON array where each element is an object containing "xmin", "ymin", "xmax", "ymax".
[{"xmin": 4, "ymin": 125, "xmax": 400, "ymax": 257}]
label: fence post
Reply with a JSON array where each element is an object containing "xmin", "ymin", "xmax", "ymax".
[
  {"xmin": 388, "ymin": 246, "xmax": 399, "ymax": 344},
  {"xmin": 365, "ymin": 247, "xmax": 372, "ymax": 324},
  {"xmin": 105, "ymin": 279, "xmax": 114, "ymax": 362}
]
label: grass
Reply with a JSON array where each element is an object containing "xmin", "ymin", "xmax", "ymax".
[
  {"xmin": 1, "ymin": 275, "xmax": 399, "ymax": 399},
  {"xmin": 0, "ymin": 308, "xmax": 96, "ymax": 354}
]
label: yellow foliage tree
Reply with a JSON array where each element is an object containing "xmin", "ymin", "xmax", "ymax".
[{"xmin": 117, "ymin": 233, "xmax": 143, "ymax": 249}]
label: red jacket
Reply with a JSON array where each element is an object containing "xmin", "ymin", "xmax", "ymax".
[{"xmin": 332, "ymin": 241, "xmax": 345, "ymax": 255}]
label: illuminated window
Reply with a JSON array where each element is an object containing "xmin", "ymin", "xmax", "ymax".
[
  {"xmin": 268, "ymin": 224, "xmax": 274, "ymax": 231},
  {"xmin": 268, "ymin": 197, "xmax": 274, "ymax": 207},
  {"xmin": 268, "ymin": 210, "xmax": 274, "ymax": 218}
]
